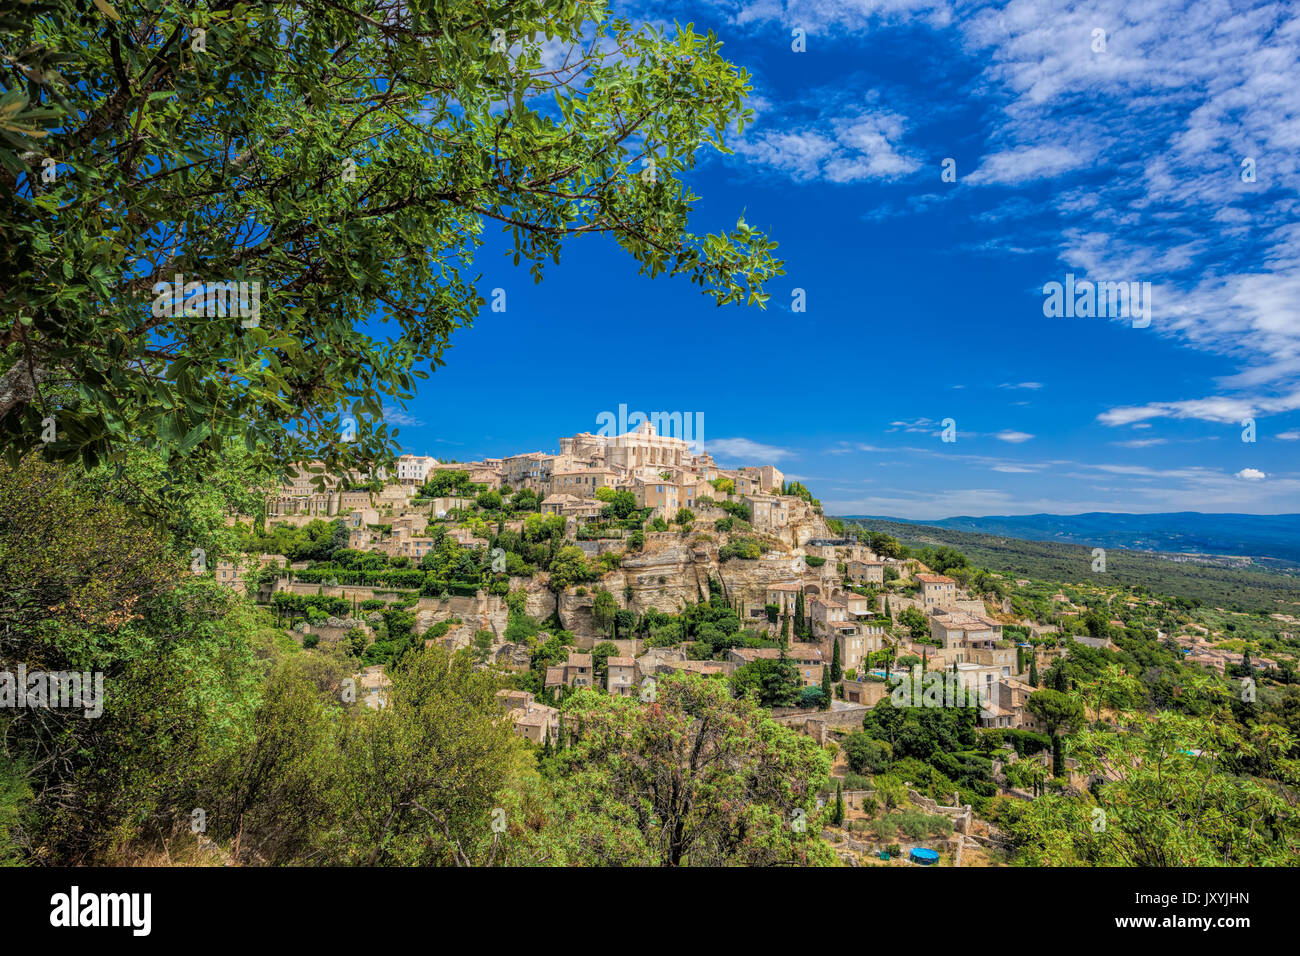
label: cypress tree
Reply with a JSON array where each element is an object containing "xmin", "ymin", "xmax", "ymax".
[
  {"xmin": 794, "ymin": 591, "xmax": 805, "ymax": 635},
  {"xmin": 1051, "ymin": 665, "xmax": 1069, "ymax": 693},
  {"xmin": 833, "ymin": 781, "xmax": 845, "ymax": 826},
  {"xmin": 1029, "ymin": 657, "xmax": 1039, "ymax": 687},
  {"xmin": 1051, "ymin": 734, "xmax": 1065, "ymax": 778},
  {"xmin": 820, "ymin": 665, "xmax": 832, "ymax": 710},
  {"xmin": 831, "ymin": 639, "xmax": 842, "ymax": 681},
  {"xmin": 884, "ymin": 595, "xmax": 891, "ymax": 618}
]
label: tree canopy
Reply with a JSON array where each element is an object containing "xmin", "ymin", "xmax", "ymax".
[{"xmin": 1, "ymin": 0, "xmax": 781, "ymax": 484}]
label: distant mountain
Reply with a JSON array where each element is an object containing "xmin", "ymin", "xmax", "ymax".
[{"xmin": 840, "ymin": 512, "xmax": 1300, "ymax": 565}]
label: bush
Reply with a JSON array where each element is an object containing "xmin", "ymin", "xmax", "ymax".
[
  {"xmin": 843, "ymin": 733, "xmax": 892, "ymax": 775},
  {"xmin": 1004, "ymin": 728, "xmax": 1051, "ymax": 757},
  {"xmin": 895, "ymin": 810, "xmax": 932, "ymax": 841},
  {"xmin": 719, "ymin": 537, "xmax": 761, "ymax": 561}
]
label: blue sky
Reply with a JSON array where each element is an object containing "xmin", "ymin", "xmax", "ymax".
[{"xmin": 386, "ymin": 0, "xmax": 1300, "ymax": 520}]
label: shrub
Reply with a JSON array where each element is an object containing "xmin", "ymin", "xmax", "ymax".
[
  {"xmin": 843, "ymin": 733, "xmax": 892, "ymax": 775},
  {"xmin": 841, "ymin": 772, "xmax": 872, "ymax": 791},
  {"xmin": 895, "ymin": 810, "xmax": 931, "ymax": 841},
  {"xmin": 719, "ymin": 537, "xmax": 761, "ymax": 561}
]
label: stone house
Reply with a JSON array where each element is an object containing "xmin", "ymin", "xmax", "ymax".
[
  {"xmin": 606, "ymin": 657, "xmax": 637, "ymax": 697},
  {"xmin": 544, "ymin": 651, "xmax": 594, "ymax": 691},
  {"xmin": 917, "ymin": 573, "xmax": 958, "ymax": 610},
  {"xmin": 846, "ymin": 559, "xmax": 884, "ymax": 585}
]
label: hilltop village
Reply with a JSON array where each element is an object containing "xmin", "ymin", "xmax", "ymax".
[
  {"xmin": 224, "ymin": 422, "xmax": 1068, "ymax": 742},
  {"xmin": 174, "ymin": 420, "xmax": 1300, "ymax": 865}
]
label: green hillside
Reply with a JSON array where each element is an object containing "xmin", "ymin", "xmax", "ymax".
[{"xmin": 841, "ymin": 518, "xmax": 1300, "ymax": 615}]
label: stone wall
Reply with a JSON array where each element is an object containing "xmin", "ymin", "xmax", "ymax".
[{"xmin": 771, "ymin": 704, "xmax": 870, "ymax": 743}]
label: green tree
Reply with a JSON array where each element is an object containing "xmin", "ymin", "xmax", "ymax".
[
  {"xmin": 873, "ymin": 774, "xmax": 908, "ymax": 813},
  {"xmin": 842, "ymin": 733, "xmax": 892, "ymax": 775},
  {"xmin": 591, "ymin": 589, "xmax": 617, "ymax": 638},
  {"xmin": 731, "ymin": 656, "xmax": 801, "ymax": 709},
  {"xmin": 547, "ymin": 546, "xmax": 591, "ymax": 614},
  {"xmin": 590, "ymin": 641, "xmax": 620, "ymax": 686},
  {"xmin": 606, "ymin": 489, "xmax": 638, "ymax": 520},
  {"xmin": 830, "ymin": 639, "xmax": 842, "ymax": 682},
  {"xmin": 613, "ymin": 609, "xmax": 636, "ymax": 641},
  {"xmin": 898, "ymin": 606, "xmax": 929, "ymax": 641},
  {"xmin": 1026, "ymin": 689, "xmax": 1084, "ymax": 737},
  {"xmin": 331, "ymin": 644, "xmax": 524, "ymax": 865},
  {"xmin": 1007, "ymin": 676, "xmax": 1300, "ymax": 865},
  {"xmin": 1, "ymin": 0, "xmax": 782, "ymax": 482},
  {"xmin": 554, "ymin": 673, "xmax": 834, "ymax": 866}
]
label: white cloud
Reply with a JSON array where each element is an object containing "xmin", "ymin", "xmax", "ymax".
[
  {"xmin": 1235, "ymin": 468, "xmax": 1267, "ymax": 481},
  {"xmin": 382, "ymin": 406, "xmax": 423, "ymax": 427},
  {"xmin": 887, "ymin": 417, "xmax": 942, "ymax": 434},
  {"xmin": 827, "ymin": 441, "xmax": 888, "ymax": 454},
  {"xmin": 730, "ymin": 0, "xmax": 1300, "ymax": 427},
  {"xmin": 967, "ymin": 145, "xmax": 1090, "ymax": 185},
  {"xmin": 995, "ymin": 430, "xmax": 1035, "ymax": 443},
  {"xmin": 1098, "ymin": 390, "xmax": 1300, "ymax": 427},
  {"xmin": 707, "ymin": 437, "xmax": 796, "ymax": 463},
  {"xmin": 735, "ymin": 107, "xmax": 921, "ymax": 183},
  {"xmin": 1278, "ymin": 430, "xmax": 1300, "ymax": 440}
]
